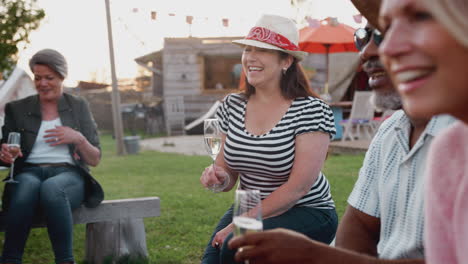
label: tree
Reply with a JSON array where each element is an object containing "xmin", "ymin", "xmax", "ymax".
[{"xmin": 0, "ymin": 0, "xmax": 45, "ymax": 78}]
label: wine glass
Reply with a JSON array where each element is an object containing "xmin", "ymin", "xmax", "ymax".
[
  {"xmin": 233, "ymin": 189, "xmax": 263, "ymax": 264},
  {"xmin": 203, "ymin": 118, "xmax": 229, "ymax": 192},
  {"xmin": 4, "ymin": 132, "xmax": 21, "ymax": 183}
]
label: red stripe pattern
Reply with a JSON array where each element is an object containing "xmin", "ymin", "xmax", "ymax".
[{"xmin": 245, "ymin": 27, "xmax": 300, "ymax": 51}]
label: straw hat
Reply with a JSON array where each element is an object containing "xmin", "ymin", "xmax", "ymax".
[
  {"xmin": 233, "ymin": 14, "xmax": 308, "ymax": 61},
  {"xmin": 351, "ymin": 0, "xmax": 381, "ymax": 28}
]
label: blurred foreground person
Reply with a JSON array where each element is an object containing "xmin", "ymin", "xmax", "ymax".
[{"xmin": 379, "ymin": 0, "xmax": 468, "ymax": 263}]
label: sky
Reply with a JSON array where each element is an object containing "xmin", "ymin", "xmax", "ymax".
[{"xmin": 16, "ymin": 0, "xmax": 361, "ymax": 86}]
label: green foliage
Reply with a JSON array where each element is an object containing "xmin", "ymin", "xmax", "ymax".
[
  {"xmin": 0, "ymin": 0, "xmax": 45, "ymax": 76},
  {"xmin": 0, "ymin": 134, "xmax": 364, "ymax": 263},
  {"xmin": 324, "ymin": 153, "xmax": 365, "ymax": 217}
]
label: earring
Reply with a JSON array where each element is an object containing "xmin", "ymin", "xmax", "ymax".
[{"xmin": 282, "ymin": 68, "xmax": 288, "ymax": 75}]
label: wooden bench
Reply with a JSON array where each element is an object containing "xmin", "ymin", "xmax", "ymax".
[{"xmin": 0, "ymin": 197, "xmax": 160, "ymax": 264}]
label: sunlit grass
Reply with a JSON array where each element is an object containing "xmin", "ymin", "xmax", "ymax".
[{"xmin": 0, "ymin": 134, "xmax": 364, "ymax": 263}]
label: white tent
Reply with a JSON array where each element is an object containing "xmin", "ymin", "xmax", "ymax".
[
  {"xmin": 0, "ymin": 67, "xmax": 36, "ymax": 138},
  {"xmin": 301, "ymin": 52, "xmax": 360, "ymax": 102}
]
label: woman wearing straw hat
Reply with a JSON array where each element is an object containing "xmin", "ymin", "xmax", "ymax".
[
  {"xmin": 227, "ymin": 1, "xmax": 441, "ymax": 263},
  {"xmin": 0, "ymin": 49, "xmax": 103, "ymax": 264},
  {"xmin": 379, "ymin": 0, "xmax": 468, "ymax": 263},
  {"xmin": 199, "ymin": 14, "xmax": 338, "ymax": 263}
]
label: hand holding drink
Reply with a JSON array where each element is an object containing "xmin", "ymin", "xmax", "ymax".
[
  {"xmin": 203, "ymin": 119, "xmax": 229, "ymax": 192},
  {"xmin": 3, "ymin": 132, "xmax": 21, "ymax": 183}
]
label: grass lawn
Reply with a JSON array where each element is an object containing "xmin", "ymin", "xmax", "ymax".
[{"xmin": 0, "ymin": 134, "xmax": 364, "ymax": 264}]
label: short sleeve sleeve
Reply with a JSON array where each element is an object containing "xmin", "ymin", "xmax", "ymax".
[
  {"xmin": 294, "ymin": 98, "xmax": 336, "ymax": 139},
  {"xmin": 347, "ymin": 139, "xmax": 381, "ymax": 217},
  {"xmin": 215, "ymin": 94, "xmax": 231, "ymax": 134}
]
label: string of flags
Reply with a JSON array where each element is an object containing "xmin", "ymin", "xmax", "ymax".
[
  {"xmin": 131, "ymin": 8, "xmax": 231, "ymax": 27},
  {"xmin": 130, "ymin": 8, "xmax": 362, "ymax": 28}
]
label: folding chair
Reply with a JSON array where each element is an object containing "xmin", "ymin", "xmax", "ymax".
[
  {"xmin": 340, "ymin": 91, "xmax": 375, "ymax": 141},
  {"xmin": 164, "ymin": 96, "xmax": 185, "ymax": 136}
]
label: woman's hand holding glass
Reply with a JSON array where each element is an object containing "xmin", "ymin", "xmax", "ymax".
[
  {"xmin": 200, "ymin": 164, "xmax": 231, "ymax": 193},
  {"xmin": 2, "ymin": 132, "xmax": 22, "ymax": 183},
  {"xmin": 202, "ymin": 119, "xmax": 230, "ymax": 192}
]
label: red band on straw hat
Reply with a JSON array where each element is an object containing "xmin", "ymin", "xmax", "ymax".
[{"xmin": 245, "ymin": 27, "xmax": 300, "ymax": 51}]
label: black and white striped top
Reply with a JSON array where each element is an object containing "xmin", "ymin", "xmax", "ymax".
[{"xmin": 216, "ymin": 93, "xmax": 336, "ymax": 209}]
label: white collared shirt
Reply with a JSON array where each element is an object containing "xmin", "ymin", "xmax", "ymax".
[{"xmin": 348, "ymin": 110, "xmax": 455, "ymax": 259}]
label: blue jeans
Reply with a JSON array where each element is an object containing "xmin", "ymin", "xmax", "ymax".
[
  {"xmin": 201, "ymin": 205, "xmax": 338, "ymax": 264},
  {"xmin": 1, "ymin": 166, "xmax": 85, "ymax": 264}
]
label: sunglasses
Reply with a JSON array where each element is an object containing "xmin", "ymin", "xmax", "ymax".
[{"xmin": 354, "ymin": 28, "xmax": 383, "ymax": 51}]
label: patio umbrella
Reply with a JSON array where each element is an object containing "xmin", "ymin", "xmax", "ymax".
[{"xmin": 299, "ymin": 17, "xmax": 358, "ymax": 96}]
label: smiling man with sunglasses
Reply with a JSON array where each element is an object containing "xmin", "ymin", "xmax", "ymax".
[
  {"xmin": 228, "ymin": 1, "xmax": 455, "ymax": 263},
  {"xmin": 334, "ymin": 20, "xmax": 430, "ymax": 259},
  {"xmin": 355, "ymin": 27, "xmax": 383, "ymax": 51},
  {"xmin": 354, "ymin": 24, "xmax": 402, "ymax": 111}
]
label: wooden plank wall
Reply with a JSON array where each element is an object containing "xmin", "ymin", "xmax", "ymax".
[{"xmin": 162, "ymin": 37, "xmax": 243, "ymax": 120}]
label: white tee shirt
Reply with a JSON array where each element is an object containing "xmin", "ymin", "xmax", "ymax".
[{"xmin": 26, "ymin": 118, "xmax": 74, "ymax": 165}]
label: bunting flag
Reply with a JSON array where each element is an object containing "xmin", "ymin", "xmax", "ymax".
[
  {"xmin": 128, "ymin": 8, "xmax": 364, "ymax": 30},
  {"xmin": 353, "ymin": 14, "xmax": 363, "ymax": 24},
  {"xmin": 222, "ymin": 18, "xmax": 229, "ymax": 27}
]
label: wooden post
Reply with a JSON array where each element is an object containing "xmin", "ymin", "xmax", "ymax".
[
  {"xmin": 104, "ymin": 0, "xmax": 126, "ymax": 155},
  {"xmin": 85, "ymin": 219, "xmax": 148, "ymax": 264}
]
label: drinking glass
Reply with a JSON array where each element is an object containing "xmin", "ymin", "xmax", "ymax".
[
  {"xmin": 233, "ymin": 189, "xmax": 263, "ymax": 264},
  {"xmin": 4, "ymin": 132, "xmax": 21, "ymax": 183},
  {"xmin": 203, "ymin": 119, "xmax": 229, "ymax": 192}
]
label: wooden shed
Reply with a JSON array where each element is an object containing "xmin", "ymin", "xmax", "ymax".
[{"xmin": 136, "ymin": 36, "xmax": 244, "ymax": 135}]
